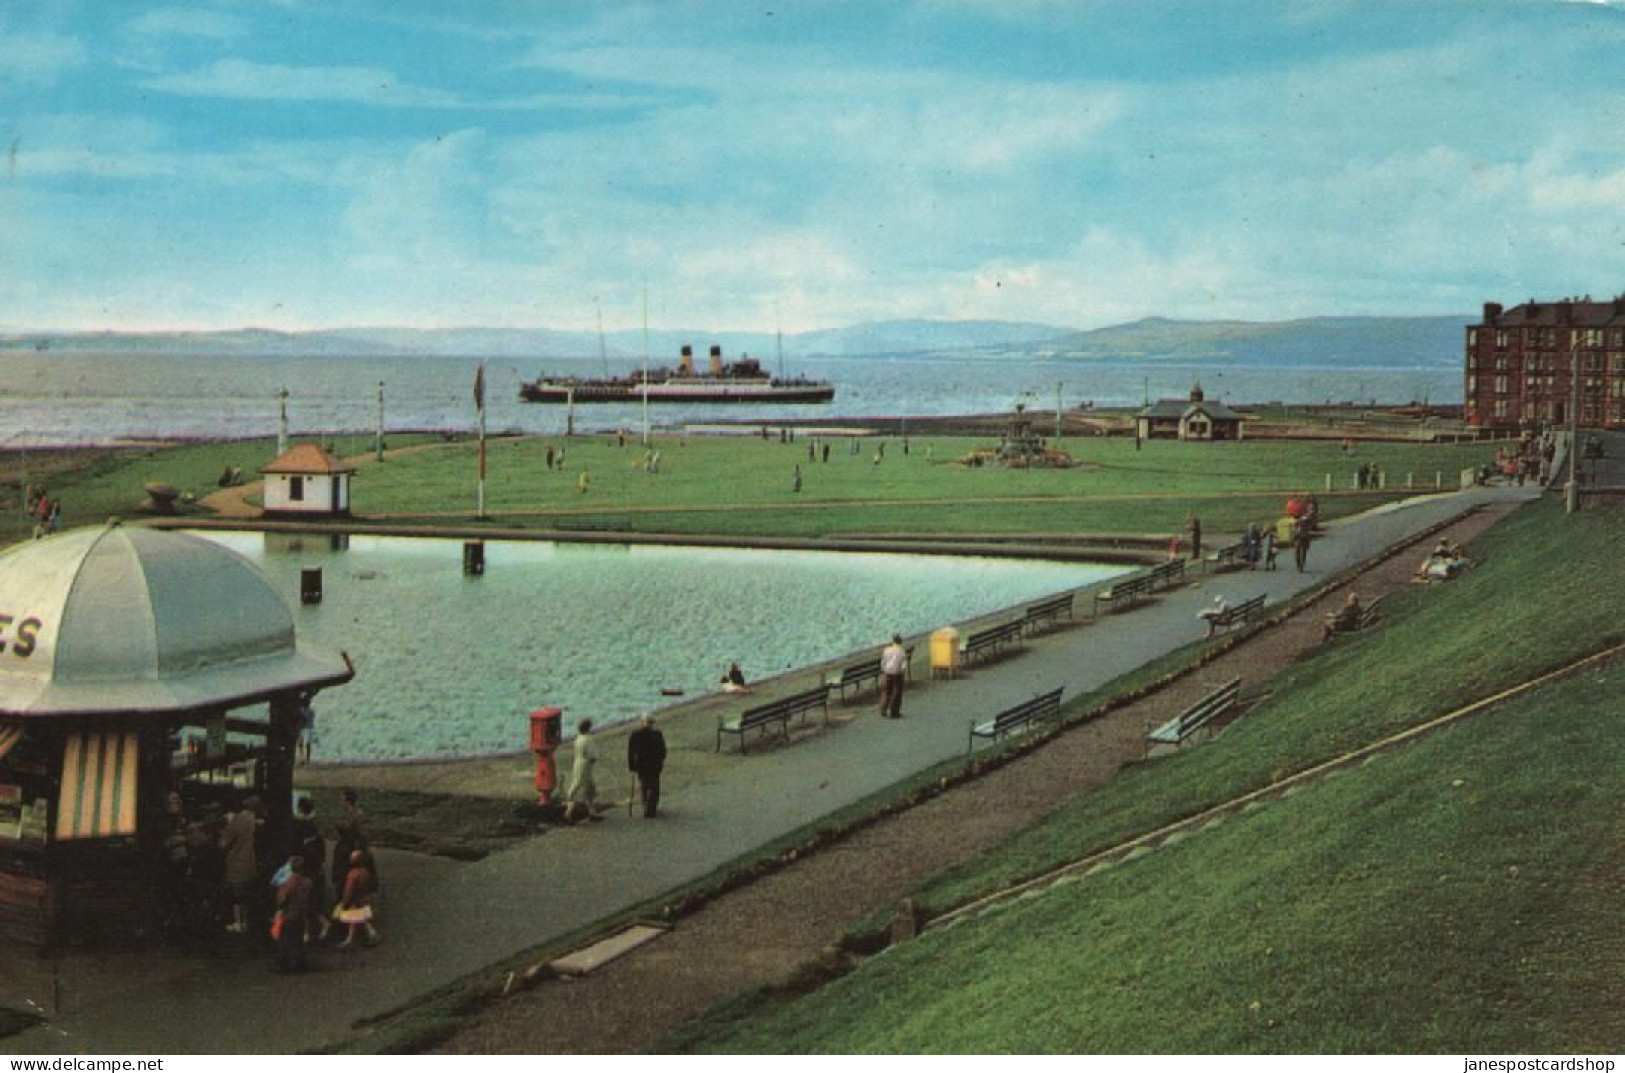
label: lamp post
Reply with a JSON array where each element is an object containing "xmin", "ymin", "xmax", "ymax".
[{"xmin": 1566, "ymin": 341, "xmax": 1581, "ymax": 514}]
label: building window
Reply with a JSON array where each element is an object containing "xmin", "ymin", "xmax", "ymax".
[
  {"xmin": 1468, "ymin": 328, "xmax": 1478, "ymax": 346},
  {"xmin": 1496, "ymin": 329, "xmax": 1509, "ymax": 348},
  {"xmin": 1493, "ymin": 399, "xmax": 1509, "ymax": 418},
  {"xmin": 289, "ymin": 475, "xmax": 305, "ymax": 502},
  {"xmin": 1494, "ymin": 375, "xmax": 1509, "ymax": 394}
]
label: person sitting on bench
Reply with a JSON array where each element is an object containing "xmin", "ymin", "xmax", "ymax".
[
  {"xmin": 1322, "ymin": 591, "xmax": 1363, "ymax": 641},
  {"xmin": 1197, "ymin": 594, "xmax": 1231, "ymax": 638}
]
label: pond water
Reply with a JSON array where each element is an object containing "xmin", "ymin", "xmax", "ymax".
[{"xmin": 194, "ymin": 532, "xmax": 1127, "ymax": 761}]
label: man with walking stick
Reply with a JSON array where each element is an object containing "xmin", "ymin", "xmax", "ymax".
[{"xmin": 627, "ymin": 715, "xmax": 667, "ymax": 819}]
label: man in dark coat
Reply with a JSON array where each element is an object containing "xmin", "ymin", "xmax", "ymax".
[{"xmin": 626, "ymin": 716, "xmax": 668, "ymax": 819}]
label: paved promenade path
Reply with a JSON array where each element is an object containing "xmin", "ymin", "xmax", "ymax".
[{"xmin": 2, "ymin": 480, "xmax": 1542, "ymax": 1055}]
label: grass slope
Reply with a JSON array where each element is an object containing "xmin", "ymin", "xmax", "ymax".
[
  {"xmin": 668, "ymin": 494, "xmax": 1625, "ymax": 1052},
  {"xmin": 683, "ymin": 669, "xmax": 1624, "ymax": 1053}
]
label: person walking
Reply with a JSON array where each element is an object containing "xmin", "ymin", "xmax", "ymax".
[
  {"xmin": 626, "ymin": 716, "xmax": 668, "ymax": 819},
  {"xmin": 793, "ymin": 464, "xmax": 802, "ymax": 493},
  {"xmin": 1293, "ymin": 519, "xmax": 1313, "ymax": 573},
  {"xmin": 221, "ymin": 794, "xmax": 262, "ymax": 934},
  {"xmin": 273, "ymin": 856, "xmax": 315, "ymax": 971},
  {"xmin": 335, "ymin": 850, "xmax": 380, "ymax": 948},
  {"xmin": 878, "ymin": 634, "xmax": 908, "ymax": 719},
  {"xmin": 562, "ymin": 718, "xmax": 602, "ymax": 823},
  {"xmin": 1186, "ymin": 513, "xmax": 1202, "ymax": 561},
  {"xmin": 330, "ymin": 788, "xmax": 367, "ymax": 890}
]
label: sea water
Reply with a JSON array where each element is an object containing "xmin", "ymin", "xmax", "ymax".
[
  {"xmin": 1, "ymin": 350, "xmax": 1460, "ymax": 446},
  {"xmin": 196, "ymin": 531, "xmax": 1127, "ymax": 761}
]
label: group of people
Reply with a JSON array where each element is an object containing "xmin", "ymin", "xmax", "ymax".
[
  {"xmin": 1415, "ymin": 539, "xmax": 1469, "ymax": 583},
  {"xmin": 159, "ymin": 786, "xmax": 381, "ymax": 972},
  {"xmin": 1355, "ymin": 462, "xmax": 1384, "ymax": 490},
  {"xmin": 23, "ymin": 484, "xmax": 61, "ymax": 538},
  {"xmin": 1477, "ymin": 430, "xmax": 1556, "ymax": 487},
  {"xmin": 561, "ymin": 714, "xmax": 669, "ymax": 823},
  {"xmin": 559, "ymin": 637, "xmax": 911, "ymax": 825}
]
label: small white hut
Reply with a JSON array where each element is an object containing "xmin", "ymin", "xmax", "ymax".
[{"xmin": 259, "ymin": 444, "xmax": 356, "ymax": 517}]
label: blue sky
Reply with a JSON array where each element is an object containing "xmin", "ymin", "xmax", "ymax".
[{"xmin": 4, "ymin": 1, "xmax": 1625, "ymax": 332}]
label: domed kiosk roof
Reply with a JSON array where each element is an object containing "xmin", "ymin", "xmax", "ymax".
[{"xmin": 0, "ymin": 523, "xmax": 351, "ymax": 718}]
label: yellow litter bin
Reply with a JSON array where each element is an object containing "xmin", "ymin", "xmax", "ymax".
[{"xmin": 930, "ymin": 626, "xmax": 961, "ymax": 679}]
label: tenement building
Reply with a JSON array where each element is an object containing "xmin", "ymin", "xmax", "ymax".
[{"xmin": 1465, "ymin": 296, "xmax": 1625, "ymax": 431}]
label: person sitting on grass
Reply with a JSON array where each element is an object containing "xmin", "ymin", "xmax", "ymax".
[
  {"xmin": 1322, "ymin": 591, "xmax": 1363, "ymax": 642},
  {"xmin": 719, "ymin": 661, "xmax": 749, "ymax": 693}
]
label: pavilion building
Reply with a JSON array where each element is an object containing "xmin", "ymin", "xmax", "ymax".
[{"xmin": 1135, "ymin": 383, "xmax": 1244, "ymax": 441}]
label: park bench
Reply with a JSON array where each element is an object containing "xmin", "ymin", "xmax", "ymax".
[
  {"xmin": 1324, "ymin": 595, "xmax": 1384, "ymax": 639},
  {"xmin": 962, "ymin": 620, "xmax": 1024, "ymax": 665},
  {"xmin": 716, "ymin": 683, "xmax": 831, "ymax": 753},
  {"xmin": 1022, "ymin": 592, "xmax": 1075, "ymax": 635},
  {"xmin": 831, "ymin": 657, "xmax": 882, "ymax": 702},
  {"xmin": 1148, "ymin": 559, "xmax": 1186, "ymax": 589},
  {"xmin": 829, "ymin": 643, "xmax": 917, "ymax": 702},
  {"xmin": 1203, "ymin": 593, "xmax": 1266, "ymax": 636},
  {"xmin": 1204, "ymin": 542, "xmax": 1245, "ymax": 572},
  {"xmin": 967, "ymin": 686, "xmax": 1065, "ymax": 752},
  {"xmin": 1093, "ymin": 572, "xmax": 1156, "ymax": 616},
  {"xmin": 1145, "ymin": 677, "xmax": 1242, "ymax": 756}
]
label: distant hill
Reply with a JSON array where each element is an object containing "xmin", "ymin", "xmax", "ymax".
[
  {"xmin": 0, "ymin": 315, "xmax": 1468, "ymax": 367},
  {"xmin": 1039, "ymin": 315, "xmax": 1470, "ymax": 368},
  {"xmin": 0, "ymin": 319, "xmax": 1074, "ymax": 361}
]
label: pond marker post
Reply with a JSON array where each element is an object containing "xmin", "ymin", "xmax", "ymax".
[{"xmin": 474, "ymin": 364, "xmax": 487, "ymax": 520}]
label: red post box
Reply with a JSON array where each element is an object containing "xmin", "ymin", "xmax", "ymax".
[{"xmin": 529, "ymin": 707, "xmax": 563, "ymax": 804}]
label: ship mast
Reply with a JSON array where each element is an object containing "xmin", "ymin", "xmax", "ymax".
[
  {"xmin": 641, "ymin": 287, "xmax": 651, "ymax": 447},
  {"xmin": 596, "ymin": 299, "xmax": 609, "ymax": 378}
]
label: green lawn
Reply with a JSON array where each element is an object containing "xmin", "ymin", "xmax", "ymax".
[
  {"xmin": 11, "ymin": 433, "xmax": 1491, "ymax": 545},
  {"xmin": 664, "ymin": 494, "xmax": 1625, "ymax": 1052},
  {"xmin": 354, "ymin": 434, "xmax": 1487, "ymax": 539}
]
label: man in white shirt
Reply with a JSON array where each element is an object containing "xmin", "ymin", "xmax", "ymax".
[{"xmin": 878, "ymin": 634, "xmax": 908, "ymax": 718}]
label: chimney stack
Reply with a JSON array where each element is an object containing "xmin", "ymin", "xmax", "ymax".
[
  {"xmin": 679, "ymin": 344, "xmax": 694, "ymax": 376},
  {"xmin": 709, "ymin": 344, "xmax": 724, "ymax": 377},
  {"xmin": 1482, "ymin": 302, "xmax": 1503, "ymax": 323}
]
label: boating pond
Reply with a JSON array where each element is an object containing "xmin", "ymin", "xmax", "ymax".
[{"xmin": 194, "ymin": 532, "xmax": 1129, "ymax": 761}]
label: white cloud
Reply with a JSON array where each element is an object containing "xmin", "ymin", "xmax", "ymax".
[
  {"xmin": 142, "ymin": 59, "xmax": 465, "ymax": 107},
  {"xmin": 130, "ymin": 8, "xmax": 247, "ymax": 40},
  {"xmin": 0, "ymin": 31, "xmax": 87, "ymax": 90}
]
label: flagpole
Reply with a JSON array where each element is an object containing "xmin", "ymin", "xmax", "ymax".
[{"xmin": 641, "ymin": 287, "xmax": 651, "ymax": 448}]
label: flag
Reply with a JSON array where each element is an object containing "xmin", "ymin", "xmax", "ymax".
[{"xmin": 473, "ymin": 364, "xmax": 485, "ymax": 412}]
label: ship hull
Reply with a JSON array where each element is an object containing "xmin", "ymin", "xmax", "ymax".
[{"xmin": 519, "ymin": 380, "xmax": 834, "ymax": 404}]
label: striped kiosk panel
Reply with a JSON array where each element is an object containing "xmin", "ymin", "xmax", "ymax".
[
  {"xmin": 0, "ymin": 724, "xmax": 22, "ymax": 762},
  {"xmin": 55, "ymin": 731, "xmax": 140, "ymax": 840}
]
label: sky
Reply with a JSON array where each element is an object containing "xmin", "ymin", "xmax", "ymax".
[{"xmin": 4, "ymin": 0, "xmax": 1625, "ymax": 334}]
